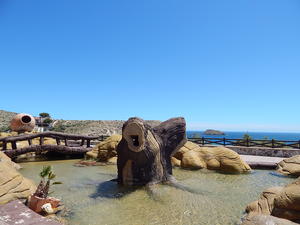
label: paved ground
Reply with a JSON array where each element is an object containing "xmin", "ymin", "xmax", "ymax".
[
  {"xmin": 0, "ymin": 200, "xmax": 61, "ymax": 225},
  {"xmin": 240, "ymin": 155, "xmax": 284, "ymax": 168}
]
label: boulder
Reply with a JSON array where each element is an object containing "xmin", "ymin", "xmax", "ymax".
[
  {"xmin": 173, "ymin": 141, "xmax": 199, "ymax": 160},
  {"xmin": 171, "ymin": 157, "xmax": 181, "ymax": 167},
  {"xmin": 86, "ymin": 135, "xmax": 122, "ymax": 161},
  {"xmin": 107, "ymin": 156, "xmax": 117, "ymax": 164},
  {"xmin": 245, "ymin": 178, "xmax": 300, "ymax": 222},
  {"xmin": 0, "ymin": 151, "xmax": 20, "ymax": 170},
  {"xmin": 277, "ymin": 155, "xmax": 300, "ymax": 177},
  {"xmin": 0, "ymin": 152, "xmax": 36, "ymax": 204},
  {"xmin": 177, "ymin": 141, "xmax": 251, "ymax": 173},
  {"xmin": 181, "ymin": 150, "xmax": 205, "ymax": 169},
  {"xmin": 241, "ymin": 215, "xmax": 299, "ymax": 225}
]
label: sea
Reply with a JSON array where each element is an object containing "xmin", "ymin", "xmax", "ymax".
[{"xmin": 187, "ymin": 131, "xmax": 300, "ymax": 141}]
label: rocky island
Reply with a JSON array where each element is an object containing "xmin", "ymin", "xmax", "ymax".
[{"xmin": 203, "ymin": 129, "xmax": 225, "ymax": 135}]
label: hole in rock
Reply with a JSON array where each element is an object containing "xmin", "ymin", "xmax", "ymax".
[{"xmin": 130, "ymin": 135, "xmax": 140, "ymax": 147}]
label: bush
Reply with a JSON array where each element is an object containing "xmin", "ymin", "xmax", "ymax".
[
  {"xmin": 0, "ymin": 126, "xmax": 10, "ymax": 132},
  {"xmin": 39, "ymin": 112, "xmax": 50, "ymax": 118},
  {"xmin": 43, "ymin": 118, "xmax": 53, "ymax": 125},
  {"xmin": 50, "ymin": 124, "xmax": 67, "ymax": 132}
]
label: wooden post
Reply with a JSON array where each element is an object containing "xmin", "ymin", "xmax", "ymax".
[
  {"xmin": 272, "ymin": 139, "xmax": 275, "ymax": 148},
  {"xmin": 81, "ymin": 139, "xmax": 85, "ymax": 146},
  {"xmin": 223, "ymin": 138, "xmax": 226, "ymax": 146},
  {"xmin": 246, "ymin": 138, "xmax": 249, "ymax": 147},
  {"xmin": 11, "ymin": 141, "xmax": 17, "ymax": 150},
  {"xmin": 56, "ymin": 138, "xmax": 61, "ymax": 145},
  {"xmin": 86, "ymin": 140, "xmax": 90, "ymax": 148},
  {"xmin": 64, "ymin": 139, "xmax": 68, "ymax": 146},
  {"xmin": 298, "ymin": 140, "xmax": 300, "ymax": 149},
  {"xmin": 202, "ymin": 137, "xmax": 205, "ymax": 146},
  {"xmin": 39, "ymin": 137, "xmax": 44, "ymax": 145},
  {"xmin": 28, "ymin": 139, "xmax": 32, "ymax": 146},
  {"xmin": 2, "ymin": 141, "xmax": 7, "ymax": 150}
]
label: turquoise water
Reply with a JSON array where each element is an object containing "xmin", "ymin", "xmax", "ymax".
[
  {"xmin": 187, "ymin": 131, "xmax": 300, "ymax": 141},
  {"xmin": 19, "ymin": 160, "xmax": 294, "ymax": 225}
]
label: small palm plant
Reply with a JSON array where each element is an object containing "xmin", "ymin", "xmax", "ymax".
[{"xmin": 34, "ymin": 166, "xmax": 62, "ymax": 198}]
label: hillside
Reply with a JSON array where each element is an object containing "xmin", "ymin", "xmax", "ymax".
[
  {"xmin": 0, "ymin": 109, "xmax": 160, "ymax": 136},
  {"xmin": 0, "ymin": 110, "xmax": 17, "ymax": 130},
  {"xmin": 51, "ymin": 119, "xmax": 161, "ymax": 136}
]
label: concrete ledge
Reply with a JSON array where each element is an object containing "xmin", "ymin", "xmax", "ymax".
[
  {"xmin": 221, "ymin": 146, "xmax": 300, "ymax": 158},
  {"xmin": 240, "ymin": 155, "xmax": 284, "ymax": 169},
  {"xmin": 0, "ymin": 200, "xmax": 61, "ymax": 225}
]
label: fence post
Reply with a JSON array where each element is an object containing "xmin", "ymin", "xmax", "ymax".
[
  {"xmin": 298, "ymin": 140, "xmax": 300, "ymax": 149},
  {"xmin": 202, "ymin": 137, "xmax": 205, "ymax": 146},
  {"xmin": 272, "ymin": 139, "xmax": 275, "ymax": 148},
  {"xmin": 2, "ymin": 141, "xmax": 7, "ymax": 150},
  {"xmin": 223, "ymin": 138, "xmax": 226, "ymax": 146},
  {"xmin": 246, "ymin": 138, "xmax": 249, "ymax": 147}
]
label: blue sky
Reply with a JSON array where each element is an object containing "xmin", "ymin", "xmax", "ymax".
[{"xmin": 1, "ymin": 0, "xmax": 300, "ymax": 132}]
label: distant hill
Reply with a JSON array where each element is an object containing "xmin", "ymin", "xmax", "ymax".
[
  {"xmin": 203, "ymin": 129, "xmax": 225, "ymax": 135},
  {"xmin": 0, "ymin": 110, "xmax": 17, "ymax": 130},
  {"xmin": 51, "ymin": 119, "xmax": 161, "ymax": 136}
]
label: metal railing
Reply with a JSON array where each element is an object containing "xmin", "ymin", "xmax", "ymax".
[{"xmin": 188, "ymin": 137, "xmax": 300, "ymax": 149}]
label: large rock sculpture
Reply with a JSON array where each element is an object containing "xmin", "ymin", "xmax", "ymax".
[
  {"xmin": 241, "ymin": 215, "xmax": 299, "ymax": 225},
  {"xmin": 86, "ymin": 135, "xmax": 122, "ymax": 161},
  {"xmin": 10, "ymin": 113, "xmax": 36, "ymax": 133},
  {"xmin": 117, "ymin": 117, "xmax": 186, "ymax": 186},
  {"xmin": 174, "ymin": 141, "xmax": 251, "ymax": 173},
  {"xmin": 245, "ymin": 178, "xmax": 300, "ymax": 223},
  {"xmin": 0, "ymin": 152, "xmax": 36, "ymax": 204},
  {"xmin": 277, "ymin": 155, "xmax": 300, "ymax": 177}
]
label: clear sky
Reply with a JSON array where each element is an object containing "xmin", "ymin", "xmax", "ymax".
[{"xmin": 1, "ymin": 0, "xmax": 300, "ymax": 132}]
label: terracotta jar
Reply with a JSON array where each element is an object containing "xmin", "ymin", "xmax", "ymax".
[
  {"xmin": 28, "ymin": 195, "xmax": 60, "ymax": 213},
  {"xmin": 10, "ymin": 113, "xmax": 36, "ymax": 133}
]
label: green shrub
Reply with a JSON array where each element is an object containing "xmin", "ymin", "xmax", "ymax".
[
  {"xmin": 43, "ymin": 118, "xmax": 53, "ymax": 125},
  {"xmin": 0, "ymin": 126, "xmax": 10, "ymax": 132},
  {"xmin": 50, "ymin": 124, "xmax": 67, "ymax": 132},
  {"xmin": 39, "ymin": 112, "xmax": 50, "ymax": 118}
]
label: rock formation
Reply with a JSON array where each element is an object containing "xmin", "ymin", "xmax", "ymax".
[
  {"xmin": 117, "ymin": 117, "xmax": 187, "ymax": 186},
  {"xmin": 241, "ymin": 215, "xmax": 299, "ymax": 225},
  {"xmin": 245, "ymin": 177, "xmax": 300, "ymax": 223},
  {"xmin": 0, "ymin": 152, "xmax": 36, "ymax": 204},
  {"xmin": 277, "ymin": 155, "xmax": 300, "ymax": 177},
  {"xmin": 86, "ymin": 134, "xmax": 122, "ymax": 161},
  {"xmin": 174, "ymin": 141, "xmax": 251, "ymax": 173}
]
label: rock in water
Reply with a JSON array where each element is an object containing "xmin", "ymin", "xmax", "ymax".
[
  {"xmin": 241, "ymin": 215, "xmax": 299, "ymax": 225},
  {"xmin": 245, "ymin": 177, "xmax": 300, "ymax": 222},
  {"xmin": 86, "ymin": 134, "xmax": 122, "ymax": 161},
  {"xmin": 277, "ymin": 155, "xmax": 300, "ymax": 177},
  {"xmin": 174, "ymin": 141, "xmax": 251, "ymax": 173},
  {"xmin": 117, "ymin": 117, "xmax": 186, "ymax": 186},
  {"xmin": 0, "ymin": 152, "xmax": 36, "ymax": 204}
]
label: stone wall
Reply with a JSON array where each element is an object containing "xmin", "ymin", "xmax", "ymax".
[{"xmin": 203, "ymin": 145, "xmax": 300, "ymax": 158}]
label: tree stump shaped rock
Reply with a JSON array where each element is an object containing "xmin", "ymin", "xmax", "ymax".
[{"xmin": 117, "ymin": 117, "xmax": 186, "ymax": 186}]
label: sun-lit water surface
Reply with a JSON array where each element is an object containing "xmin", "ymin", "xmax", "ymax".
[{"xmin": 19, "ymin": 160, "xmax": 294, "ymax": 225}]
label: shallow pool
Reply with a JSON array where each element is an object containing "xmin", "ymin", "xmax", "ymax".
[{"xmin": 19, "ymin": 160, "xmax": 293, "ymax": 225}]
